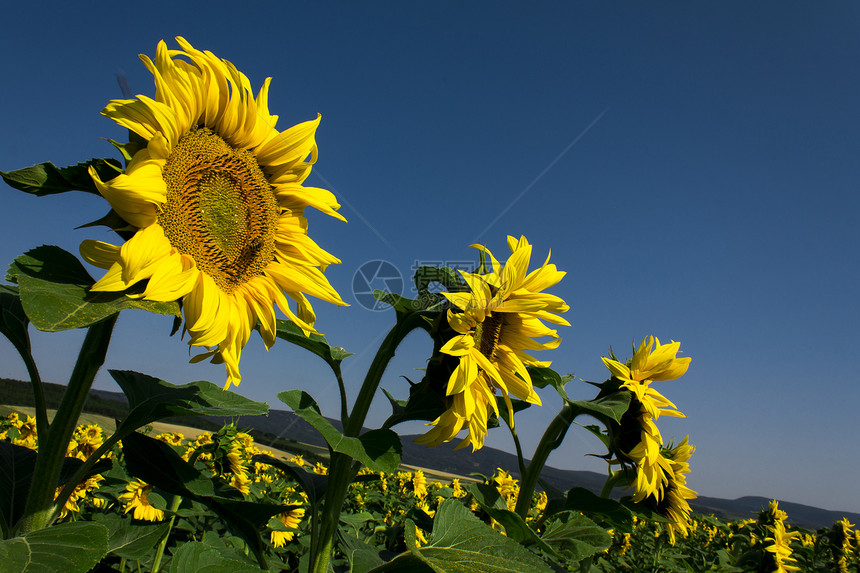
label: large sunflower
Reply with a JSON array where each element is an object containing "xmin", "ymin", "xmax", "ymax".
[
  {"xmin": 415, "ymin": 236, "xmax": 569, "ymax": 451},
  {"xmin": 80, "ymin": 38, "xmax": 346, "ymax": 388}
]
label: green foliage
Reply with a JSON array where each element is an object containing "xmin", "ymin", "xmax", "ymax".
[
  {"xmin": 0, "ymin": 159, "xmax": 120, "ymax": 197},
  {"xmin": 6, "ymin": 246, "xmax": 179, "ymax": 332},
  {"xmin": 279, "ymin": 390, "xmax": 402, "ymax": 473},
  {"xmin": 0, "ymin": 521, "xmax": 109, "ymax": 573}
]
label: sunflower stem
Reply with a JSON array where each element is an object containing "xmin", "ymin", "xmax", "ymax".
[
  {"xmin": 151, "ymin": 494, "xmax": 182, "ymax": 573},
  {"xmin": 503, "ymin": 415, "xmax": 527, "ymax": 479},
  {"xmin": 17, "ymin": 314, "xmax": 117, "ymax": 534},
  {"xmin": 514, "ymin": 401, "xmax": 575, "ymax": 518},
  {"xmin": 312, "ymin": 311, "xmax": 431, "ymax": 573},
  {"xmin": 23, "ymin": 349, "xmax": 49, "ymax": 444}
]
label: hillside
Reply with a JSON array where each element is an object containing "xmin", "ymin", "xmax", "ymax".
[{"xmin": 2, "ymin": 378, "xmax": 857, "ymax": 529}]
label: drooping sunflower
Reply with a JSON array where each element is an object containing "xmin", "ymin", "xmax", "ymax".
[
  {"xmin": 654, "ymin": 437, "xmax": 697, "ymax": 543},
  {"xmin": 415, "ymin": 236, "xmax": 569, "ymax": 451},
  {"xmin": 270, "ymin": 507, "xmax": 305, "ymax": 548},
  {"xmin": 81, "ymin": 37, "xmax": 346, "ymax": 388}
]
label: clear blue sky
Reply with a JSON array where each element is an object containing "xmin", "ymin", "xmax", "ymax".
[{"xmin": 2, "ymin": 2, "xmax": 858, "ymax": 514}]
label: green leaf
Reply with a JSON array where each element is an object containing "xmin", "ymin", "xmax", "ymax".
[
  {"xmin": 122, "ymin": 432, "xmax": 287, "ymax": 569},
  {"xmin": 278, "ymin": 390, "xmax": 402, "ymax": 473},
  {"xmin": 273, "ymin": 318, "xmax": 351, "ymax": 373},
  {"xmin": 0, "ymin": 521, "xmax": 110, "ymax": 573},
  {"xmin": 122, "ymin": 431, "xmax": 216, "ymax": 498},
  {"xmin": 556, "ymin": 487, "xmax": 633, "ymax": 532},
  {"xmin": 370, "ymin": 499, "xmax": 553, "ymax": 573},
  {"xmin": 416, "ymin": 499, "xmax": 553, "ymax": 572},
  {"xmin": 528, "ymin": 366, "xmax": 573, "ymax": 401},
  {"xmin": 90, "ymin": 513, "xmax": 170, "ymax": 560},
  {"xmin": 0, "ymin": 159, "xmax": 121, "ymax": 197},
  {"xmin": 0, "ymin": 441, "xmax": 36, "ymax": 534},
  {"xmin": 7, "ymin": 246, "xmax": 179, "ymax": 332},
  {"xmin": 540, "ymin": 511, "xmax": 611, "ymax": 563},
  {"xmin": 168, "ymin": 541, "xmax": 261, "ymax": 573},
  {"xmin": 339, "ymin": 529, "xmax": 387, "ymax": 573},
  {"xmin": 110, "ymin": 370, "xmax": 268, "ymax": 436},
  {"xmin": 412, "ymin": 266, "xmax": 467, "ymax": 293},
  {"xmin": 0, "ymin": 285, "xmax": 32, "ymax": 361},
  {"xmin": 467, "ymin": 483, "xmax": 560, "ymax": 558},
  {"xmin": 566, "ymin": 391, "xmax": 631, "ymax": 425}
]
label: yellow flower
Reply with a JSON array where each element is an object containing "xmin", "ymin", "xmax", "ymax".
[
  {"xmin": 14, "ymin": 414, "xmax": 38, "ymax": 448},
  {"xmin": 81, "ymin": 37, "xmax": 346, "ymax": 388},
  {"xmin": 270, "ymin": 507, "xmax": 305, "ymax": 548},
  {"xmin": 603, "ymin": 336, "xmax": 691, "ymax": 385},
  {"xmin": 412, "ymin": 470, "xmax": 428, "ymax": 499},
  {"xmin": 654, "ymin": 437, "xmax": 697, "ymax": 543},
  {"xmin": 416, "ymin": 236, "xmax": 569, "ymax": 451},
  {"xmin": 119, "ymin": 479, "xmax": 164, "ymax": 521},
  {"xmin": 764, "ymin": 520, "xmax": 802, "ymax": 572},
  {"xmin": 313, "ymin": 462, "xmax": 328, "ymax": 475}
]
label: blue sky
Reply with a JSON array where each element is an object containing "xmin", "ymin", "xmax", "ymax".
[{"xmin": 2, "ymin": 2, "xmax": 859, "ymax": 514}]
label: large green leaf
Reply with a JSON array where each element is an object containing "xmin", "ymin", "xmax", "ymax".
[
  {"xmin": 168, "ymin": 541, "xmax": 261, "ymax": 573},
  {"xmin": 566, "ymin": 391, "xmax": 631, "ymax": 425},
  {"xmin": 543, "ymin": 487, "xmax": 633, "ymax": 533},
  {"xmin": 528, "ymin": 366, "xmax": 573, "ymax": 401},
  {"xmin": 0, "ymin": 159, "xmax": 121, "ymax": 197},
  {"xmin": 369, "ymin": 499, "xmax": 553, "ymax": 573},
  {"xmin": 273, "ymin": 319, "xmax": 351, "ymax": 373},
  {"xmin": 90, "ymin": 513, "xmax": 170, "ymax": 560},
  {"xmin": 467, "ymin": 482, "xmax": 559, "ymax": 558},
  {"xmin": 0, "ymin": 521, "xmax": 109, "ymax": 573},
  {"xmin": 339, "ymin": 529, "xmax": 387, "ymax": 573},
  {"xmin": 278, "ymin": 390, "xmax": 402, "ymax": 473},
  {"xmin": 110, "ymin": 370, "xmax": 268, "ymax": 435},
  {"xmin": 540, "ymin": 511, "xmax": 611, "ymax": 563},
  {"xmin": 7, "ymin": 246, "xmax": 179, "ymax": 332}
]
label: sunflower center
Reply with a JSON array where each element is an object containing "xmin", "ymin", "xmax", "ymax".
[
  {"xmin": 159, "ymin": 126, "xmax": 278, "ymax": 294},
  {"xmin": 474, "ymin": 313, "xmax": 502, "ymax": 359}
]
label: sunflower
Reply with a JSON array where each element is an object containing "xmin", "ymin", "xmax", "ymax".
[
  {"xmin": 654, "ymin": 437, "xmax": 697, "ymax": 543},
  {"xmin": 119, "ymin": 479, "xmax": 164, "ymax": 522},
  {"xmin": 270, "ymin": 507, "xmax": 305, "ymax": 548},
  {"xmin": 415, "ymin": 235, "xmax": 569, "ymax": 451},
  {"xmin": 764, "ymin": 520, "xmax": 802, "ymax": 572},
  {"xmin": 80, "ymin": 37, "xmax": 346, "ymax": 388}
]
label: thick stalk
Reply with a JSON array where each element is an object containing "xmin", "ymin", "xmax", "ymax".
[
  {"xmin": 514, "ymin": 402, "xmax": 575, "ymax": 518},
  {"xmin": 313, "ymin": 312, "xmax": 430, "ymax": 573},
  {"xmin": 17, "ymin": 314, "xmax": 117, "ymax": 534},
  {"xmin": 22, "ymin": 350, "xmax": 49, "ymax": 444}
]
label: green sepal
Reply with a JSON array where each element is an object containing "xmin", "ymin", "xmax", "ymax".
[
  {"xmin": 0, "ymin": 159, "xmax": 121, "ymax": 197},
  {"xmin": 7, "ymin": 245, "xmax": 180, "ymax": 332},
  {"xmin": 278, "ymin": 390, "xmax": 402, "ymax": 473}
]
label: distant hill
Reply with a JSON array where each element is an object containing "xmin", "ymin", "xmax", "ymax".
[{"xmin": 2, "ymin": 378, "xmax": 857, "ymax": 530}]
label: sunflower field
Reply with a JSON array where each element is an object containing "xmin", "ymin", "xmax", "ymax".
[
  {"xmin": 1, "ymin": 412, "xmax": 858, "ymax": 572},
  {"xmin": 0, "ymin": 36, "xmax": 857, "ymax": 572}
]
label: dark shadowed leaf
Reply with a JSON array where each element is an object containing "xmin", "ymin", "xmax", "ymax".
[{"xmin": 168, "ymin": 541, "xmax": 260, "ymax": 573}]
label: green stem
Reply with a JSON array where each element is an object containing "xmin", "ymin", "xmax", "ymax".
[
  {"xmin": 152, "ymin": 494, "xmax": 182, "ymax": 573},
  {"xmin": 344, "ymin": 311, "xmax": 431, "ymax": 437},
  {"xmin": 514, "ymin": 402, "xmax": 575, "ymax": 518},
  {"xmin": 333, "ymin": 363, "xmax": 349, "ymax": 430},
  {"xmin": 22, "ymin": 349, "xmax": 49, "ymax": 444},
  {"xmin": 311, "ymin": 311, "xmax": 431, "ymax": 573},
  {"xmin": 17, "ymin": 314, "xmax": 118, "ymax": 534},
  {"xmin": 503, "ymin": 415, "xmax": 527, "ymax": 479}
]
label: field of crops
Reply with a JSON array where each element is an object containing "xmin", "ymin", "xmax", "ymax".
[{"xmin": 3, "ymin": 411, "xmax": 857, "ymax": 572}]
